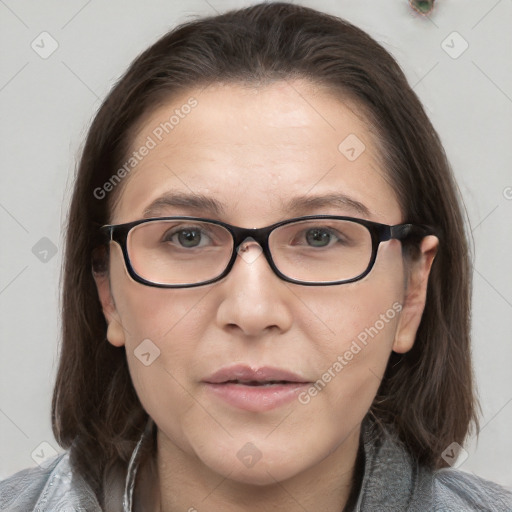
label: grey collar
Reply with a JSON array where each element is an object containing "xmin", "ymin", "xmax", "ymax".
[{"xmin": 123, "ymin": 417, "xmax": 156, "ymax": 512}]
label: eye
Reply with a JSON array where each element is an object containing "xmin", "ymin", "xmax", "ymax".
[
  {"xmin": 304, "ymin": 228, "xmax": 337, "ymax": 247},
  {"xmin": 162, "ymin": 226, "xmax": 213, "ymax": 248},
  {"xmin": 295, "ymin": 226, "xmax": 349, "ymax": 248},
  {"xmin": 278, "ymin": 220, "xmax": 361, "ymax": 251}
]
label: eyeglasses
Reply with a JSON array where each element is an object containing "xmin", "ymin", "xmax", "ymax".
[{"xmin": 96, "ymin": 215, "xmax": 434, "ymax": 288}]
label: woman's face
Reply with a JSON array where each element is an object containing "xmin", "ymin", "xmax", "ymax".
[{"xmin": 95, "ymin": 80, "xmax": 436, "ymax": 485}]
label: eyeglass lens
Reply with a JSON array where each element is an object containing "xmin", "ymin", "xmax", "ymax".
[{"xmin": 127, "ymin": 218, "xmax": 373, "ymax": 285}]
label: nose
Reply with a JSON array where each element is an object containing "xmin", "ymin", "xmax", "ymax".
[
  {"xmin": 215, "ymin": 238, "xmax": 294, "ymax": 337},
  {"xmin": 236, "ymin": 236, "xmax": 262, "ymax": 264}
]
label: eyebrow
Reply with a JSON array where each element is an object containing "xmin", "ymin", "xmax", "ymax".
[
  {"xmin": 282, "ymin": 192, "xmax": 371, "ymax": 218},
  {"xmin": 143, "ymin": 192, "xmax": 226, "ymax": 218},
  {"xmin": 142, "ymin": 191, "xmax": 371, "ymax": 219}
]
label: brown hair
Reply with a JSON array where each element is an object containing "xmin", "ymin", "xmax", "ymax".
[{"xmin": 52, "ymin": 1, "xmax": 478, "ymax": 502}]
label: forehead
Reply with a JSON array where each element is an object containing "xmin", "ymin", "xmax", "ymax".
[{"xmin": 112, "ymin": 80, "xmax": 400, "ymax": 225}]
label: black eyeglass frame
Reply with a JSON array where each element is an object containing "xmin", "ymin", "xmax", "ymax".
[{"xmin": 97, "ymin": 215, "xmax": 435, "ymax": 288}]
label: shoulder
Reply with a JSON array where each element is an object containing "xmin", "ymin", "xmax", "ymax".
[
  {"xmin": 0, "ymin": 451, "xmax": 101, "ymax": 511},
  {"xmin": 0, "ymin": 454, "xmax": 65, "ymax": 511},
  {"xmin": 432, "ymin": 467, "xmax": 512, "ymax": 511},
  {"xmin": 361, "ymin": 418, "xmax": 512, "ymax": 511}
]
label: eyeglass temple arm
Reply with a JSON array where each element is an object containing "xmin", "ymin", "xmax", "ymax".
[
  {"xmin": 97, "ymin": 225, "xmax": 114, "ymax": 243},
  {"xmin": 389, "ymin": 223, "xmax": 437, "ymax": 241},
  {"xmin": 91, "ymin": 226, "xmax": 115, "ymax": 275}
]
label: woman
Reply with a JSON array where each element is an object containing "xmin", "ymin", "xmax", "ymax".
[{"xmin": 1, "ymin": 2, "xmax": 511, "ymax": 511}]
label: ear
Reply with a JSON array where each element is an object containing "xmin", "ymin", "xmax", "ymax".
[
  {"xmin": 93, "ymin": 270, "xmax": 126, "ymax": 348},
  {"xmin": 393, "ymin": 235, "xmax": 439, "ymax": 354}
]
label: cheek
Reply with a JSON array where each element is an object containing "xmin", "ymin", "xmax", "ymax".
[
  {"xmin": 294, "ymin": 242, "xmax": 405, "ymax": 410},
  {"xmin": 119, "ymin": 286, "xmax": 214, "ymax": 451},
  {"xmin": 120, "ymin": 286, "xmax": 213, "ymax": 387},
  {"xmin": 295, "ymin": 242, "xmax": 405, "ymax": 352},
  {"xmin": 108, "ymin": 244, "xmax": 214, "ymax": 420},
  {"xmin": 109, "ymin": 242, "xmax": 213, "ymax": 344},
  {"xmin": 296, "ymin": 284, "xmax": 402, "ymax": 405}
]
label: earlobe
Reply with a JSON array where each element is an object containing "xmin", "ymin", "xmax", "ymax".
[
  {"xmin": 93, "ymin": 271, "xmax": 126, "ymax": 348},
  {"xmin": 393, "ymin": 235, "xmax": 439, "ymax": 354}
]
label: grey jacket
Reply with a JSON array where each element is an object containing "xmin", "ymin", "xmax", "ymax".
[{"xmin": 1, "ymin": 417, "xmax": 512, "ymax": 511}]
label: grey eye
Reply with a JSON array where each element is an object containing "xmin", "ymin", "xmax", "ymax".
[{"xmin": 305, "ymin": 228, "xmax": 334, "ymax": 247}]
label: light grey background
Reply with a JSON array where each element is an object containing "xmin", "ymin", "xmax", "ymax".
[{"xmin": 1, "ymin": 0, "xmax": 511, "ymax": 487}]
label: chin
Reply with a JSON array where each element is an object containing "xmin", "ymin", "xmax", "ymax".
[
  {"xmin": 215, "ymin": 462, "xmax": 299, "ymax": 487},
  {"xmin": 197, "ymin": 442, "xmax": 306, "ymax": 487}
]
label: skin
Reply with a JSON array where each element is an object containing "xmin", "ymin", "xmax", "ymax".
[{"xmin": 94, "ymin": 80, "xmax": 438, "ymax": 512}]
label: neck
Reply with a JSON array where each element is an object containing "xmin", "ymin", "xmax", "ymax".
[{"xmin": 135, "ymin": 426, "xmax": 362, "ymax": 512}]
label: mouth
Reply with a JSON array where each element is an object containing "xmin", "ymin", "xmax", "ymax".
[
  {"xmin": 203, "ymin": 364, "xmax": 310, "ymax": 385},
  {"xmin": 220, "ymin": 380, "xmax": 301, "ymax": 386},
  {"xmin": 202, "ymin": 365, "xmax": 311, "ymax": 411},
  {"xmin": 217, "ymin": 380, "xmax": 305, "ymax": 388}
]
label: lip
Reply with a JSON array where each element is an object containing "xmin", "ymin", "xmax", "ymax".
[
  {"xmin": 203, "ymin": 364, "xmax": 309, "ymax": 384},
  {"xmin": 202, "ymin": 364, "xmax": 311, "ymax": 412}
]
